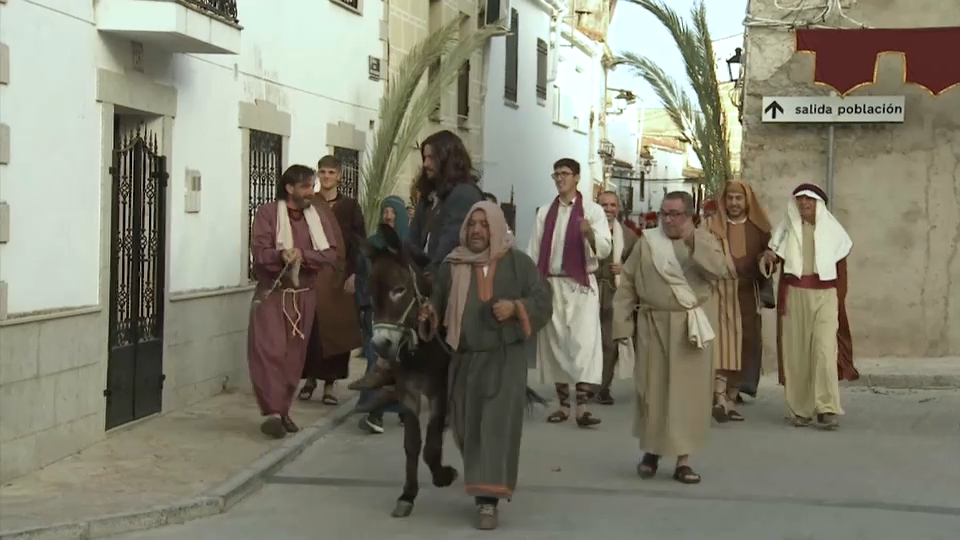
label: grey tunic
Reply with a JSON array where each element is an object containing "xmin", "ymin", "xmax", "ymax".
[{"xmin": 431, "ymin": 250, "xmax": 553, "ymax": 499}]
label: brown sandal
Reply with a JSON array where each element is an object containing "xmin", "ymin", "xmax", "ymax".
[
  {"xmin": 546, "ymin": 409, "xmax": 569, "ymax": 423},
  {"xmin": 576, "ymin": 412, "xmax": 602, "ymax": 428},
  {"xmin": 727, "ymin": 409, "xmax": 745, "ymax": 422},
  {"xmin": 321, "ymin": 394, "xmax": 339, "ymax": 406},
  {"xmin": 298, "ymin": 381, "xmax": 317, "ymax": 401},
  {"xmin": 673, "ymin": 465, "xmax": 701, "ymax": 484}
]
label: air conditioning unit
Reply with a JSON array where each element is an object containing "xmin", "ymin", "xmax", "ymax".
[{"xmin": 480, "ymin": 0, "xmax": 511, "ymax": 29}]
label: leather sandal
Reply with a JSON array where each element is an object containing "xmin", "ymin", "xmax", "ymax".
[
  {"xmin": 546, "ymin": 409, "xmax": 569, "ymax": 423},
  {"xmin": 637, "ymin": 453, "xmax": 660, "ymax": 479},
  {"xmin": 673, "ymin": 465, "xmax": 701, "ymax": 484},
  {"xmin": 575, "ymin": 412, "xmax": 602, "ymax": 428}
]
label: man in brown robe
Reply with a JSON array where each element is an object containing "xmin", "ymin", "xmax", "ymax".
[
  {"xmin": 701, "ymin": 181, "xmax": 772, "ymax": 422},
  {"xmin": 595, "ymin": 191, "xmax": 638, "ymax": 405},
  {"xmin": 300, "ymin": 155, "xmax": 364, "ymax": 405},
  {"xmin": 248, "ymin": 165, "xmax": 339, "ymax": 438},
  {"xmin": 612, "ymin": 191, "xmax": 727, "ymax": 484},
  {"xmin": 761, "ymin": 183, "xmax": 858, "ymax": 430},
  {"xmin": 420, "ymin": 201, "xmax": 553, "ymax": 530}
]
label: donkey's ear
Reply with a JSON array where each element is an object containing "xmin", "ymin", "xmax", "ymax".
[
  {"xmin": 379, "ymin": 224, "xmax": 401, "ymax": 252},
  {"xmin": 359, "ymin": 238, "xmax": 378, "ymax": 260},
  {"xmin": 409, "ymin": 248, "xmax": 430, "ymax": 269}
]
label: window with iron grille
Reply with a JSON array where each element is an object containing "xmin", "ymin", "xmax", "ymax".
[
  {"xmin": 536, "ymin": 38, "xmax": 548, "ymax": 101},
  {"xmin": 458, "ymin": 61, "xmax": 471, "ymax": 120},
  {"xmin": 504, "ymin": 9, "xmax": 519, "ymax": 102},
  {"xmin": 248, "ymin": 130, "xmax": 283, "ymax": 281},
  {"xmin": 333, "ymin": 0, "xmax": 360, "ymax": 11},
  {"xmin": 334, "ymin": 147, "xmax": 361, "ymax": 200}
]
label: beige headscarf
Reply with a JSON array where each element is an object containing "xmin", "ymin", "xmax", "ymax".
[
  {"xmin": 442, "ymin": 201, "xmax": 516, "ymax": 349},
  {"xmin": 706, "ymin": 180, "xmax": 772, "ymax": 259}
]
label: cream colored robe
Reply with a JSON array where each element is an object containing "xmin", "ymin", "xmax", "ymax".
[{"xmin": 612, "ymin": 229, "xmax": 727, "ymax": 456}]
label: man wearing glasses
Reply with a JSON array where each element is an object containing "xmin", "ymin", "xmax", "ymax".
[
  {"xmin": 528, "ymin": 158, "xmax": 612, "ymax": 428},
  {"xmin": 612, "ymin": 191, "xmax": 727, "ymax": 484}
]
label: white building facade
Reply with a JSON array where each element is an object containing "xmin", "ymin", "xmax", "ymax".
[
  {"xmin": 0, "ymin": 0, "xmax": 384, "ymax": 481},
  {"xmin": 479, "ymin": 0, "xmax": 606, "ymax": 248}
]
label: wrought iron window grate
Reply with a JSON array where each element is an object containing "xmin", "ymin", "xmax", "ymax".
[{"xmin": 248, "ymin": 130, "xmax": 283, "ymax": 280}]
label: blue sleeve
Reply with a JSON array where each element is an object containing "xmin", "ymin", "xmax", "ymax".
[{"xmin": 427, "ymin": 184, "xmax": 483, "ymax": 274}]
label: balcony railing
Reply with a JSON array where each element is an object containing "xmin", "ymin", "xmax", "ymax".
[{"xmin": 181, "ymin": 0, "xmax": 239, "ymax": 25}]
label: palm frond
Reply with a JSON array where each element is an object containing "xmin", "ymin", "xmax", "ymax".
[
  {"xmin": 617, "ymin": 0, "xmax": 734, "ymax": 193},
  {"xmin": 360, "ymin": 16, "xmax": 507, "ymax": 231}
]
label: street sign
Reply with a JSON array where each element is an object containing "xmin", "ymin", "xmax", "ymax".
[{"xmin": 761, "ymin": 96, "xmax": 905, "ymax": 124}]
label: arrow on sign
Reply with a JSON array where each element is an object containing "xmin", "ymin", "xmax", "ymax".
[{"xmin": 764, "ymin": 100, "xmax": 784, "ymax": 119}]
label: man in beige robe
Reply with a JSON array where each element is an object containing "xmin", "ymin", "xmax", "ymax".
[
  {"xmin": 596, "ymin": 191, "xmax": 638, "ymax": 405},
  {"xmin": 701, "ymin": 180, "xmax": 773, "ymax": 422},
  {"xmin": 761, "ymin": 183, "xmax": 858, "ymax": 430},
  {"xmin": 613, "ymin": 191, "xmax": 727, "ymax": 484}
]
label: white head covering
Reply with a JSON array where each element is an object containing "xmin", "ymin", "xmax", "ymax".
[{"xmin": 769, "ymin": 184, "xmax": 852, "ymax": 280}]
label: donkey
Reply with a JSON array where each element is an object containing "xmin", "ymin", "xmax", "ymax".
[{"xmin": 360, "ymin": 224, "xmax": 547, "ymax": 518}]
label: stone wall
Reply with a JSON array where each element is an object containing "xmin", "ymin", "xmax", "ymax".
[{"xmin": 742, "ymin": 0, "xmax": 960, "ymax": 362}]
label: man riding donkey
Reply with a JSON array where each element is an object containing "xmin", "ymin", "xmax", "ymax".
[
  {"xmin": 348, "ymin": 130, "xmax": 485, "ymax": 396},
  {"xmin": 247, "ymin": 165, "xmax": 341, "ymax": 438},
  {"xmin": 417, "ymin": 201, "xmax": 553, "ymax": 530}
]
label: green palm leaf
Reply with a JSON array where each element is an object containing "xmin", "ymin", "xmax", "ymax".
[
  {"xmin": 613, "ymin": 0, "xmax": 733, "ymax": 193},
  {"xmin": 360, "ymin": 16, "xmax": 507, "ymax": 231}
]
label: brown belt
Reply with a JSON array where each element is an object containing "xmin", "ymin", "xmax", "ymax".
[{"xmin": 783, "ymin": 274, "xmax": 836, "ymax": 289}]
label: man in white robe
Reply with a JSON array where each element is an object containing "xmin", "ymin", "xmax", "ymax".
[
  {"xmin": 528, "ymin": 158, "xmax": 612, "ymax": 427},
  {"xmin": 761, "ymin": 183, "xmax": 858, "ymax": 430}
]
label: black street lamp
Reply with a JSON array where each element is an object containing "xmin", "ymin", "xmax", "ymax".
[{"xmin": 726, "ymin": 47, "xmax": 743, "ymax": 83}]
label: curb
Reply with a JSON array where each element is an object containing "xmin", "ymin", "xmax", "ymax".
[
  {"xmin": 0, "ymin": 396, "xmax": 360, "ymax": 540},
  {"xmin": 844, "ymin": 373, "xmax": 960, "ymax": 390}
]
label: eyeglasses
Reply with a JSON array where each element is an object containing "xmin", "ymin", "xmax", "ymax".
[
  {"xmin": 551, "ymin": 171, "xmax": 575, "ymax": 180},
  {"xmin": 658, "ymin": 211, "xmax": 688, "ymax": 220}
]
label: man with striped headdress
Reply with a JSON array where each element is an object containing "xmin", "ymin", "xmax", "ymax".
[
  {"xmin": 760, "ymin": 183, "xmax": 858, "ymax": 430},
  {"xmin": 701, "ymin": 181, "xmax": 773, "ymax": 422}
]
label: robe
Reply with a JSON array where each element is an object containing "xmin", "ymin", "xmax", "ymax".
[
  {"xmin": 612, "ymin": 229, "xmax": 727, "ymax": 456},
  {"xmin": 709, "ymin": 220, "xmax": 770, "ymax": 395},
  {"xmin": 248, "ymin": 201, "xmax": 338, "ymax": 415},
  {"xmin": 598, "ymin": 222, "xmax": 638, "ymax": 391},
  {"xmin": 303, "ymin": 195, "xmax": 364, "ymax": 382},
  {"xmin": 776, "ymin": 223, "xmax": 857, "ymax": 418},
  {"xmin": 528, "ymin": 197, "xmax": 612, "ymax": 386},
  {"xmin": 433, "ymin": 250, "xmax": 553, "ymax": 499}
]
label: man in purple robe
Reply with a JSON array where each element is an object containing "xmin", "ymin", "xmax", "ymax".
[{"xmin": 248, "ymin": 164, "xmax": 338, "ymax": 438}]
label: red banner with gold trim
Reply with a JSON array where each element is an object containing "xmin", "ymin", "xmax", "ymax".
[{"xmin": 795, "ymin": 27, "xmax": 960, "ymax": 96}]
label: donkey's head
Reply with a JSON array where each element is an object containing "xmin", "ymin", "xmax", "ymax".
[{"xmin": 363, "ymin": 224, "xmax": 431, "ymax": 360}]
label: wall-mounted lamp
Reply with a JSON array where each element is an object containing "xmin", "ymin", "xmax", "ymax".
[{"xmin": 726, "ymin": 47, "xmax": 743, "ymax": 83}]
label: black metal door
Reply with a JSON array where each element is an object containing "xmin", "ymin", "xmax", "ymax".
[{"xmin": 105, "ymin": 124, "xmax": 169, "ymax": 430}]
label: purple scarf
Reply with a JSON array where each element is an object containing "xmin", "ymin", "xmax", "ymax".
[{"xmin": 536, "ymin": 196, "xmax": 590, "ymax": 288}]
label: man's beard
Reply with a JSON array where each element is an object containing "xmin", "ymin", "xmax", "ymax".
[{"xmin": 291, "ymin": 195, "xmax": 311, "ymax": 209}]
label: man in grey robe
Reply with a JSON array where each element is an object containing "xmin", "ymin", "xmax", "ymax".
[
  {"xmin": 612, "ymin": 191, "xmax": 727, "ymax": 484},
  {"xmin": 420, "ymin": 201, "xmax": 553, "ymax": 530}
]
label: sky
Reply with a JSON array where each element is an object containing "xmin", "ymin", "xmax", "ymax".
[{"xmin": 607, "ymin": 0, "xmax": 750, "ymax": 108}]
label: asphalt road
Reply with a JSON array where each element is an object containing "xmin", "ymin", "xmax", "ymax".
[{"xmin": 114, "ymin": 384, "xmax": 960, "ymax": 540}]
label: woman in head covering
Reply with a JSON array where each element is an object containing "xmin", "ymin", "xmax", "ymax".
[{"xmin": 356, "ymin": 196, "xmax": 410, "ymax": 433}]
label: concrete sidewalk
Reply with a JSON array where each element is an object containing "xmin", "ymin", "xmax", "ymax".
[
  {"xmin": 845, "ymin": 357, "xmax": 960, "ymax": 389},
  {"xmin": 0, "ymin": 355, "xmax": 955, "ymax": 540},
  {"xmin": 0, "ymin": 358, "xmax": 365, "ymax": 540}
]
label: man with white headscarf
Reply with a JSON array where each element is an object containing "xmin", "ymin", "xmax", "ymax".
[{"xmin": 760, "ymin": 183, "xmax": 859, "ymax": 430}]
